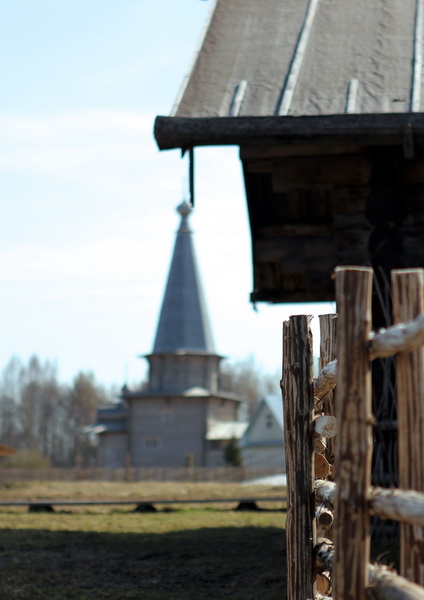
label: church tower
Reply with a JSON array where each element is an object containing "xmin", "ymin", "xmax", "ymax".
[
  {"xmin": 146, "ymin": 200, "xmax": 222, "ymax": 394},
  {"xmin": 97, "ymin": 201, "xmax": 245, "ymax": 468}
]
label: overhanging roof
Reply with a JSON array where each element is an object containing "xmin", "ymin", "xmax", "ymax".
[{"xmin": 154, "ymin": 0, "xmax": 424, "ymax": 304}]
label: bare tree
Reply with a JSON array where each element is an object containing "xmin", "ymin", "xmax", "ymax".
[
  {"xmin": 0, "ymin": 357, "xmax": 113, "ymax": 466},
  {"xmin": 219, "ymin": 355, "xmax": 280, "ymax": 416}
]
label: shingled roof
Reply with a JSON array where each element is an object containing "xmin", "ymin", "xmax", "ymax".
[{"xmin": 156, "ymin": 0, "xmax": 424, "ymax": 149}]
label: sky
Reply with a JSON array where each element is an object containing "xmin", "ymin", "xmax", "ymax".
[{"xmin": 1, "ymin": 0, "xmax": 335, "ymax": 388}]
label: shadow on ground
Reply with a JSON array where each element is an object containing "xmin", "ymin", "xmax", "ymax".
[{"xmin": 0, "ymin": 525, "xmax": 287, "ymax": 600}]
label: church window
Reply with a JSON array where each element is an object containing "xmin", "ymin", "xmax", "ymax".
[{"xmin": 266, "ymin": 414, "xmax": 273, "ymax": 429}]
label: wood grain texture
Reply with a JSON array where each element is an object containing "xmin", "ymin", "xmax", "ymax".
[
  {"xmin": 282, "ymin": 317, "xmax": 315, "ymax": 600},
  {"xmin": 334, "ymin": 267, "xmax": 373, "ymax": 600},
  {"xmin": 392, "ymin": 269, "xmax": 424, "ymax": 585}
]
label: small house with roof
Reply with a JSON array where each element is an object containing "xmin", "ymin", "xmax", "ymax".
[
  {"xmin": 92, "ymin": 201, "xmax": 247, "ymax": 468},
  {"xmin": 239, "ymin": 395, "xmax": 285, "ymax": 471}
]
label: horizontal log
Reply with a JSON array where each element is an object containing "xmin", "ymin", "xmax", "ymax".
[
  {"xmin": 315, "ymin": 537, "xmax": 334, "ymax": 572},
  {"xmin": 369, "ymin": 487, "xmax": 424, "ymax": 527},
  {"xmin": 315, "ymin": 454, "xmax": 332, "ymax": 479},
  {"xmin": 315, "ymin": 479, "xmax": 336, "ymax": 504},
  {"xmin": 313, "ymin": 435, "xmax": 327, "ymax": 454},
  {"xmin": 314, "ymin": 415, "xmax": 337, "ymax": 438},
  {"xmin": 316, "ymin": 572, "xmax": 332, "ymax": 596},
  {"xmin": 368, "ymin": 313, "xmax": 424, "ymax": 360},
  {"xmin": 315, "ymin": 539, "xmax": 424, "ymax": 600},
  {"xmin": 313, "ymin": 360, "xmax": 337, "ymax": 404},
  {"xmin": 316, "ymin": 507, "xmax": 333, "ymax": 528},
  {"xmin": 369, "ymin": 565, "xmax": 424, "ymax": 600},
  {"xmin": 154, "ymin": 113, "xmax": 424, "ymax": 151},
  {"xmin": 239, "ymin": 143, "xmax": 365, "ymax": 159},
  {"xmin": 315, "ymin": 480, "xmax": 424, "ymax": 527},
  {"xmin": 256, "ymin": 224, "xmax": 333, "ymax": 238}
]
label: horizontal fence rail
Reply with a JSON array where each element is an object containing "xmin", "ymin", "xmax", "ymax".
[{"xmin": 0, "ymin": 466, "xmax": 284, "ymax": 484}]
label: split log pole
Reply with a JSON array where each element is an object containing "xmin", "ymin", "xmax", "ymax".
[
  {"xmin": 392, "ymin": 269, "xmax": 424, "ymax": 586},
  {"xmin": 334, "ymin": 267, "xmax": 373, "ymax": 600},
  {"xmin": 282, "ymin": 316, "xmax": 315, "ymax": 600}
]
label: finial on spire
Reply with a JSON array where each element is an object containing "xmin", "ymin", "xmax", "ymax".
[{"xmin": 177, "ymin": 200, "xmax": 193, "ymax": 218}]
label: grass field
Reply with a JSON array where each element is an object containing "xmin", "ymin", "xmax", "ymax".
[{"xmin": 0, "ymin": 481, "xmax": 287, "ymax": 599}]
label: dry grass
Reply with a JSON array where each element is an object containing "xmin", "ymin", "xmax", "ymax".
[{"xmin": 0, "ymin": 480, "xmax": 283, "ymax": 501}]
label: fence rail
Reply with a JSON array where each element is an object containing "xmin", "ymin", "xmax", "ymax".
[
  {"xmin": 282, "ymin": 267, "xmax": 424, "ymax": 600},
  {"xmin": 0, "ymin": 465, "xmax": 283, "ymax": 484}
]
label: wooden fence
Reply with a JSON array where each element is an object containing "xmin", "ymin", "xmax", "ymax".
[
  {"xmin": 0, "ymin": 465, "xmax": 282, "ymax": 484},
  {"xmin": 282, "ymin": 267, "xmax": 424, "ymax": 600}
]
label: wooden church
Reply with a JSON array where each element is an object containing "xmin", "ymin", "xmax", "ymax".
[{"xmin": 93, "ymin": 201, "xmax": 246, "ymax": 468}]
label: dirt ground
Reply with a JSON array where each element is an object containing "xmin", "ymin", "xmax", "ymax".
[{"xmin": 0, "ymin": 481, "xmax": 287, "ymax": 599}]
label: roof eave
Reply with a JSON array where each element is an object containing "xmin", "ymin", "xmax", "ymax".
[{"xmin": 154, "ymin": 113, "xmax": 424, "ymax": 151}]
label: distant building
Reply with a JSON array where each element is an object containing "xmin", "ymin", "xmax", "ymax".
[
  {"xmin": 239, "ymin": 395, "xmax": 285, "ymax": 471},
  {"xmin": 92, "ymin": 201, "xmax": 247, "ymax": 468}
]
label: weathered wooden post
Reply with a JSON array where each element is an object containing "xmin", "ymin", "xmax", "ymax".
[
  {"xmin": 392, "ymin": 268, "xmax": 424, "ymax": 586},
  {"xmin": 282, "ymin": 315, "xmax": 315, "ymax": 600},
  {"xmin": 334, "ymin": 267, "xmax": 373, "ymax": 600}
]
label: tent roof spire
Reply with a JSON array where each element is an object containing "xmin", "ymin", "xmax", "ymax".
[{"xmin": 152, "ymin": 201, "xmax": 216, "ymax": 355}]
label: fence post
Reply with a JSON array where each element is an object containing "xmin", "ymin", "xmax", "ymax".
[
  {"xmin": 392, "ymin": 268, "xmax": 424, "ymax": 586},
  {"xmin": 282, "ymin": 316, "xmax": 315, "ymax": 600},
  {"xmin": 334, "ymin": 267, "xmax": 373, "ymax": 600}
]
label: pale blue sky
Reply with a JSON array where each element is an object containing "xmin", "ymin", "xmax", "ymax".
[{"xmin": 1, "ymin": 1, "xmax": 334, "ymax": 386}]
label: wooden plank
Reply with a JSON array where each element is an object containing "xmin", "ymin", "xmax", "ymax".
[
  {"xmin": 276, "ymin": 0, "xmax": 321, "ymax": 116},
  {"xmin": 334, "ymin": 267, "xmax": 373, "ymax": 600},
  {"xmin": 243, "ymin": 154, "xmax": 371, "ymax": 186},
  {"xmin": 392, "ymin": 269, "xmax": 424, "ymax": 586},
  {"xmin": 282, "ymin": 317, "xmax": 315, "ymax": 600},
  {"xmin": 255, "ymin": 236, "xmax": 334, "ymax": 262}
]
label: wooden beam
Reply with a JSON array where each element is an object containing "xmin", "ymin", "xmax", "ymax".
[
  {"xmin": 334, "ymin": 266, "xmax": 373, "ymax": 600},
  {"xmin": 154, "ymin": 113, "xmax": 424, "ymax": 151}
]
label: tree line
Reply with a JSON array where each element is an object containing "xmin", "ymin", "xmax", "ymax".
[
  {"xmin": 0, "ymin": 355, "xmax": 114, "ymax": 467},
  {"xmin": 0, "ymin": 354, "xmax": 279, "ymax": 468}
]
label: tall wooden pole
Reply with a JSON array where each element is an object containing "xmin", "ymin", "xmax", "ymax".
[
  {"xmin": 282, "ymin": 316, "xmax": 315, "ymax": 600},
  {"xmin": 334, "ymin": 267, "xmax": 373, "ymax": 600},
  {"xmin": 392, "ymin": 268, "xmax": 424, "ymax": 585}
]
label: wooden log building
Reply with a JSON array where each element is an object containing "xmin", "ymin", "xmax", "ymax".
[
  {"xmin": 154, "ymin": 0, "xmax": 424, "ymax": 506},
  {"xmin": 155, "ymin": 0, "xmax": 423, "ymax": 305}
]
